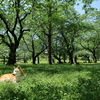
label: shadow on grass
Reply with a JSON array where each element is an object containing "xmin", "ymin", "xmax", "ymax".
[
  {"xmin": 77, "ymin": 77, "xmax": 100, "ymax": 100},
  {"xmin": 75, "ymin": 64, "xmax": 100, "ymax": 100},
  {"xmin": 22, "ymin": 64, "xmax": 86, "ymax": 75},
  {"xmin": 22, "ymin": 63, "xmax": 100, "ymax": 100},
  {"xmin": 0, "ymin": 65, "xmax": 14, "ymax": 75}
]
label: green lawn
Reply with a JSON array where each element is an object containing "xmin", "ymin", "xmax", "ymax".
[{"xmin": 0, "ymin": 63, "xmax": 100, "ymax": 100}]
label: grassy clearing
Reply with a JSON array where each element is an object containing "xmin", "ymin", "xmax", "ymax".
[{"xmin": 0, "ymin": 63, "xmax": 100, "ymax": 100}]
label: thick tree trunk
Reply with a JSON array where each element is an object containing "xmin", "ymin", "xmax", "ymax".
[
  {"xmin": 32, "ymin": 57, "xmax": 36, "ymax": 64},
  {"xmin": 68, "ymin": 52, "xmax": 74, "ymax": 64},
  {"xmin": 93, "ymin": 54, "xmax": 97, "ymax": 63},
  {"xmin": 32, "ymin": 52, "xmax": 36, "ymax": 64},
  {"xmin": 7, "ymin": 47, "xmax": 16, "ymax": 65}
]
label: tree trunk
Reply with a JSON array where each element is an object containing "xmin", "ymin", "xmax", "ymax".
[
  {"xmin": 23, "ymin": 53, "xmax": 27, "ymax": 63},
  {"xmin": 93, "ymin": 53, "xmax": 97, "ymax": 63},
  {"xmin": 48, "ymin": 35, "xmax": 52, "ymax": 65},
  {"xmin": 86, "ymin": 55, "xmax": 91, "ymax": 63},
  {"xmin": 32, "ymin": 57, "xmax": 36, "ymax": 64},
  {"xmin": 32, "ymin": 52, "xmax": 36, "ymax": 64},
  {"xmin": 7, "ymin": 47, "xmax": 16, "ymax": 65},
  {"xmin": 74, "ymin": 56, "xmax": 77, "ymax": 64},
  {"xmin": 37, "ymin": 56, "xmax": 39, "ymax": 64},
  {"xmin": 53, "ymin": 54, "xmax": 63, "ymax": 64},
  {"xmin": 68, "ymin": 52, "xmax": 74, "ymax": 64},
  {"xmin": 87, "ymin": 57, "xmax": 91, "ymax": 63},
  {"xmin": 47, "ymin": 5, "xmax": 52, "ymax": 65}
]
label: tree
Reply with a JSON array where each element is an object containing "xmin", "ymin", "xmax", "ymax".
[
  {"xmin": 80, "ymin": 11, "xmax": 100, "ymax": 63},
  {"xmin": 32, "ymin": 0, "xmax": 61, "ymax": 64},
  {"xmin": 0, "ymin": 0, "xmax": 31, "ymax": 65},
  {"xmin": 23, "ymin": 33, "xmax": 47, "ymax": 64},
  {"xmin": 58, "ymin": 7, "xmax": 86, "ymax": 64},
  {"xmin": 52, "ymin": 35, "xmax": 65, "ymax": 64},
  {"xmin": 80, "ymin": 32, "xmax": 100, "ymax": 63}
]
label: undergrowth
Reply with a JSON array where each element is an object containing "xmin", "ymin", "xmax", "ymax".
[{"xmin": 0, "ymin": 63, "xmax": 100, "ymax": 100}]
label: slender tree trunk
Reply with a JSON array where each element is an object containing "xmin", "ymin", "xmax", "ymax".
[
  {"xmin": 37, "ymin": 56, "xmax": 39, "ymax": 64},
  {"xmin": 23, "ymin": 53, "xmax": 27, "ymax": 63},
  {"xmin": 74, "ymin": 56, "xmax": 77, "ymax": 64},
  {"xmin": 47, "ymin": 4, "xmax": 52, "ymax": 65},
  {"xmin": 48, "ymin": 35, "xmax": 52, "ymax": 65}
]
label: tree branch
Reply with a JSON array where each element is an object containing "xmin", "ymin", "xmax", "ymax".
[
  {"xmin": 35, "ymin": 48, "xmax": 46, "ymax": 58},
  {"xmin": 12, "ymin": 12, "xmax": 18, "ymax": 32},
  {"xmin": 0, "ymin": 34, "xmax": 4, "ymax": 44},
  {"xmin": 21, "ymin": 12, "xmax": 31, "ymax": 21},
  {"xmin": 0, "ymin": 14, "xmax": 12, "ymax": 33},
  {"xmin": 80, "ymin": 40, "xmax": 93, "ymax": 53},
  {"xmin": 22, "ymin": 29, "xmax": 30, "ymax": 33},
  {"xmin": 22, "ymin": 36, "xmax": 32, "ymax": 52},
  {"xmin": 6, "ymin": 31, "xmax": 12, "ymax": 43}
]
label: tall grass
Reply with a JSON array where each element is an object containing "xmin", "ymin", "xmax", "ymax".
[{"xmin": 0, "ymin": 63, "xmax": 100, "ymax": 100}]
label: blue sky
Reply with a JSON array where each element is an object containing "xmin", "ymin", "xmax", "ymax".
[{"xmin": 75, "ymin": 0, "xmax": 100, "ymax": 14}]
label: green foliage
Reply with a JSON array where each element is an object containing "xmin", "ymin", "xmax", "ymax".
[{"xmin": 0, "ymin": 64, "xmax": 100, "ymax": 100}]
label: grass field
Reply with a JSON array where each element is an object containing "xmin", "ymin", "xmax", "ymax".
[{"xmin": 0, "ymin": 63, "xmax": 100, "ymax": 100}]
